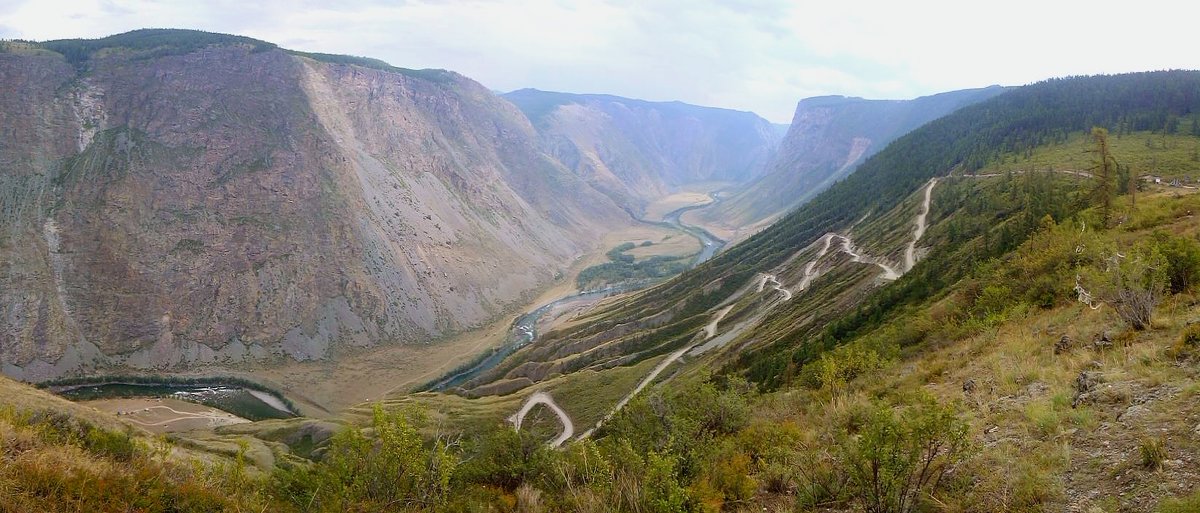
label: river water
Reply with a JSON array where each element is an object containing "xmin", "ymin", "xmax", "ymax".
[
  {"xmin": 424, "ymin": 197, "xmax": 727, "ymax": 393},
  {"xmin": 55, "ymin": 382, "xmax": 296, "ymax": 421}
]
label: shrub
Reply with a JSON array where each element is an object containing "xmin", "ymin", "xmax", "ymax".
[
  {"xmin": 841, "ymin": 399, "xmax": 972, "ymax": 513},
  {"xmin": 799, "ymin": 343, "xmax": 886, "ymax": 392},
  {"xmin": 457, "ymin": 424, "xmax": 551, "ymax": 491},
  {"xmin": 1152, "ymin": 231, "xmax": 1200, "ymax": 293},
  {"xmin": 692, "ymin": 445, "xmax": 756, "ymax": 509},
  {"xmin": 1081, "ymin": 242, "xmax": 1167, "ymax": 330},
  {"xmin": 274, "ymin": 406, "xmax": 458, "ymax": 510},
  {"xmin": 1180, "ymin": 324, "xmax": 1200, "ymax": 347},
  {"xmin": 1171, "ymin": 324, "xmax": 1200, "ymax": 359},
  {"xmin": 1140, "ymin": 437, "xmax": 1167, "ymax": 470},
  {"xmin": 643, "ymin": 452, "xmax": 690, "ymax": 513}
]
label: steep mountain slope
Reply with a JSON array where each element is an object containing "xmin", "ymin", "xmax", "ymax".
[
  {"xmin": 502, "ymin": 89, "xmax": 781, "ymax": 214},
  {"xmin": 0, "ymin": 30, "xmax": 629, "ymax": 382},
  {"xmin": 290, "ymin": 70, "xmax": 1200, "ymax": 512},
  {"xmin": 689, "ymin": 86, "xmax": 1007, "ymax": 238},
  {"xmin": 10, "ymin": 70, "xmax": 1200, "ymax": 513},
  {"xmin": 445, "ymin": 71, "xmax": 1200, "ymax": 410}
]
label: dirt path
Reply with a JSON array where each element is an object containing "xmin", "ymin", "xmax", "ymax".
[
  {"xmin": 573, "ymin": 173, "xmax": 962, "ymax": 442},
  {"xmin": 798, "ymin": 234, "xmax": 834, "ymax": 291},
  {"xmin": 833, "ymin": 234, "xmax": 901, "ymax": 280},
  {"xmin": 582, "ymin": 271, "xmax": 792, "ymax": 438},
  {"xmin": 508, "ymin": 390, "xmax": 573, "ymax": 445},
  {"xmin": 89, "ymin": 398, "xmax": 248, "ymax": 433},
  {"xmin": 962, "ymin": 169, "xmax": 1094, "ymax": 179},
  {"xmin": 703, "ymin": 304, "xmax": 736, "ymax": 339},
  {"xmin": 120, "ymin": 406, "xmax": 237, "ymax": 427},
  {"xmin": 757, "ymin": 274, "xmax": 793, "ymax": 300},
  {"xmin": 509, "ymin": 391, "xmax": 575, "ymax": 448},
  {"xmin": 580, "ymin": 341, "xmax": 693, "ymax": 439},
  {"xmin": 904, "ymin": 178, "xmax": 939, "ymax": 272}
]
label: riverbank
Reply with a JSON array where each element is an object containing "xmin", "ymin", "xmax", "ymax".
[
  {"xmin": 420, "ymin": 189, "xmax": 732, "ymax": 396},
  {"xmin": 248, "ymin": 221, "xmax": 695, "ymax": 412},
  {"xmin": 51, "ymin": 377, "xmax": 297, "ymax": 422},
  {"xmin": 83, "ymin": 397, "xmax": 249, "ymax": 433}
]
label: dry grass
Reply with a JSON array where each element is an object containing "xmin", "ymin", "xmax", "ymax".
[
  {"xmin": 0, "ymin": 400, "xmax": 269, "ymax": 512},
  {"xmin": 642, "ymin": 191, "xmax": 713, "ymax": 222},
  {"xmin": 738, "ymin": 246, "xmax": 1200, "ymax": 511}
]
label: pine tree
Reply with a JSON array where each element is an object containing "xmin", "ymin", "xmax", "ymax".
[{"xmin": 1091, "ymin": 127, "xmax": 1118, "ymax": 227}]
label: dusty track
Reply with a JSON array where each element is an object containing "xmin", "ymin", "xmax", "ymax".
[
  {"xmin": 536, "ymin": 171, "xmax": 978, "ymax": 445},
  {"xmin": 757, "ymin": 274, "xmax": 793, "ymax": 300},
  {"xmin": 509, "ymin": 391, "xmax": 574, "ymax": 448},
  {"xmin": 905, "ymin": 178, "xmax": 938, "ymax": 272}
]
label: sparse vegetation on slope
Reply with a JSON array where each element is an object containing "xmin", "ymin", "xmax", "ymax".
[
  {"xmin": 5, "ymin": 41, "xmax": 1200, "ymax": 511},
  {"xmin": 34, "ymin": 28, "xmax": 277, "ymax": 65}
]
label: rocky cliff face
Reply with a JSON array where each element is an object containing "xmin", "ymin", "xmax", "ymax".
[
  {"xmin": 694, "ymin": 87, "xmax": 1007, "ymax": 230},
  {"xmin": 0, "ymin": 34, "xmax": 627, "ymax": 381},
  {"xmin": 502, "ymin": 89, "xmax": 781, "ymax": 214}
]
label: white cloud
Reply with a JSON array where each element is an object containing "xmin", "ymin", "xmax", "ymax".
[{"xmin": 1, "ymin": 0, "xmax": 1197, "ymax": 122}]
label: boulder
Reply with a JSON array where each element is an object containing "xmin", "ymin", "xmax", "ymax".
[{"xmin": 1054, "ymin": 335, "xmax": 1074, "ymax": 354}]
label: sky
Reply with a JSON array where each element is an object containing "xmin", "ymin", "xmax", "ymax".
[{"xmin": 1, "ymin": 0, "xmax": 1196, "ymax": 123}]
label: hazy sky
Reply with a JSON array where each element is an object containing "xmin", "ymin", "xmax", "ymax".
[{"xmin": 1, "ymin": 0, "xmax": 1196, "ymax": 122}]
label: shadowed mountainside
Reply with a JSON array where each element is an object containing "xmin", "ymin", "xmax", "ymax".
[
  {"xmin": 692, "ymin": 86, "xmax": 1008, "ymax": 234},
  {"xmin": 503, "ymin": 89, "xmax": 782, "ymax": 214},
  {"xmin": 0, "ymin": 30, "xmax": 630, "ymax": 381}
]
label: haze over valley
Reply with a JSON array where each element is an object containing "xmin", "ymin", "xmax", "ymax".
[{"xmin": 2, "ymin": 3, "xmax": 1200, "ymax": 512}]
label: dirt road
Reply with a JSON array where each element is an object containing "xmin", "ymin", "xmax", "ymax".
[{"xmin": 509, "ymin": 391, "xmax": 575, "ymax": 448}]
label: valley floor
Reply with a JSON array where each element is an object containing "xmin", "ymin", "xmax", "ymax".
[
  {"xmin": 251, "ymin": 202, "xmax": 709, "ymax": 414},
  {"xmin": 83, "ymin": 397, "xmax": 248, "ymax": 433}
]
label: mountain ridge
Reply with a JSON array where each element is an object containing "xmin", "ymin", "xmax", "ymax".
[
  {"xmin": 1, "ymin": 31, "xmax": 633, "ymax": 382},
  {"xmin": 502, "ymin": 88, "xmax": 782, "ymax": 214},
  {"xmin": 688, "ymin": 85, "xmax": 1009, "ymax": 239}
]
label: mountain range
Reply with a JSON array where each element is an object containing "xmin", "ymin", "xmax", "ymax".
[
  {"xmin": 1, "ymin": 29, "xmax": 895, "ymax": 381},
  {"xmin": 4, "ymin": 28, "xmax": 1200, "ymax": 513}
]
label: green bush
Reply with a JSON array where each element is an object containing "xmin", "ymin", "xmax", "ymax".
[
  {"xmin": 274, "ymin": 406, "xmax": 457, "ymax": 511},
  {"xmin": 799, "ymin": 343, "xmax": 886, "ymax": 391},
  {"xmin": 1152, "ymin": 230, "xmax": 1200, "ymax": 293},
  {"xmin": 457, "ymin": 425, "xmax": 551, "ymax": 491},
  {"xmin": 1183, "ymin": 325, "xmax": 1200, "ymax": 347},
  {"xmin": 1140, "ymin": 437, "xmax": 1167, "ymax": 470},
  {"xmin": 24, "ymin": 410, "xmax": 140, "ymax": 462},
  {"xmin": 841, "ymin": 399, "xmax": 972, "ymax": 513},
  {"xmin": 644, "ymin": 452, "xmax": 691, "ymax": 513}
]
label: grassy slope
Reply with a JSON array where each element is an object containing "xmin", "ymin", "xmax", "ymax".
[
  {"xmin": 738, "ymin": 183, "xmax": 1200, "ymax": 511},
  {"xmin": 0, "ymin": 375, "xmax": 284, "ymax": 511},
  {"xmin": 371, "ymin": 125, "xmax": 1200, "ymax": 511},
  {"xmin": 9, "ymin": 71, "xmax": 1200, "ymax": 510},
  {"xmin": 482, "ymin": 72, "xmax": 1200, "ymax": 398}
]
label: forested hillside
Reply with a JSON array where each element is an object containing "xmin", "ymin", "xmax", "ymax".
[
  {"xmin": 691, "ymin": 86, "xmax": 1006, "ymax": 236},
  {"xmin": 5, "ymin": 28, "xmax": 1200, "ymax": 511},
  {"xmin": 470, "ymin": 72, "xmax": 1200, "ymax": 397}
]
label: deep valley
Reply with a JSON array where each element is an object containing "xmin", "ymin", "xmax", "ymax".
[{"xmin": 2, "ymin": 25, "xmax": 1200, "ymax": 513}]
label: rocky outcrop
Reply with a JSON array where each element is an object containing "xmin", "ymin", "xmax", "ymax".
[
  {"xmin": 693, "ymin": 86, "xmax": 1008, "ymax": 231},
  {"xmin": 0, "ymin": 33, "xmax": 628, "ymax": 381}
]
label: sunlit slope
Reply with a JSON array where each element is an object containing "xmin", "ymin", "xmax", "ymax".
[{"xmin": 446, "ymin": 70, "xmax": 1200, "ymax": 407}]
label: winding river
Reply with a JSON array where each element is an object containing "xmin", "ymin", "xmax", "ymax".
[
  {"xmin": 54, "ymin": 381, "xmax": 296, "ymax": 421},
  {"xmin": 423, "ymin": 194, "xmax": 728, "ymax": 393}
]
